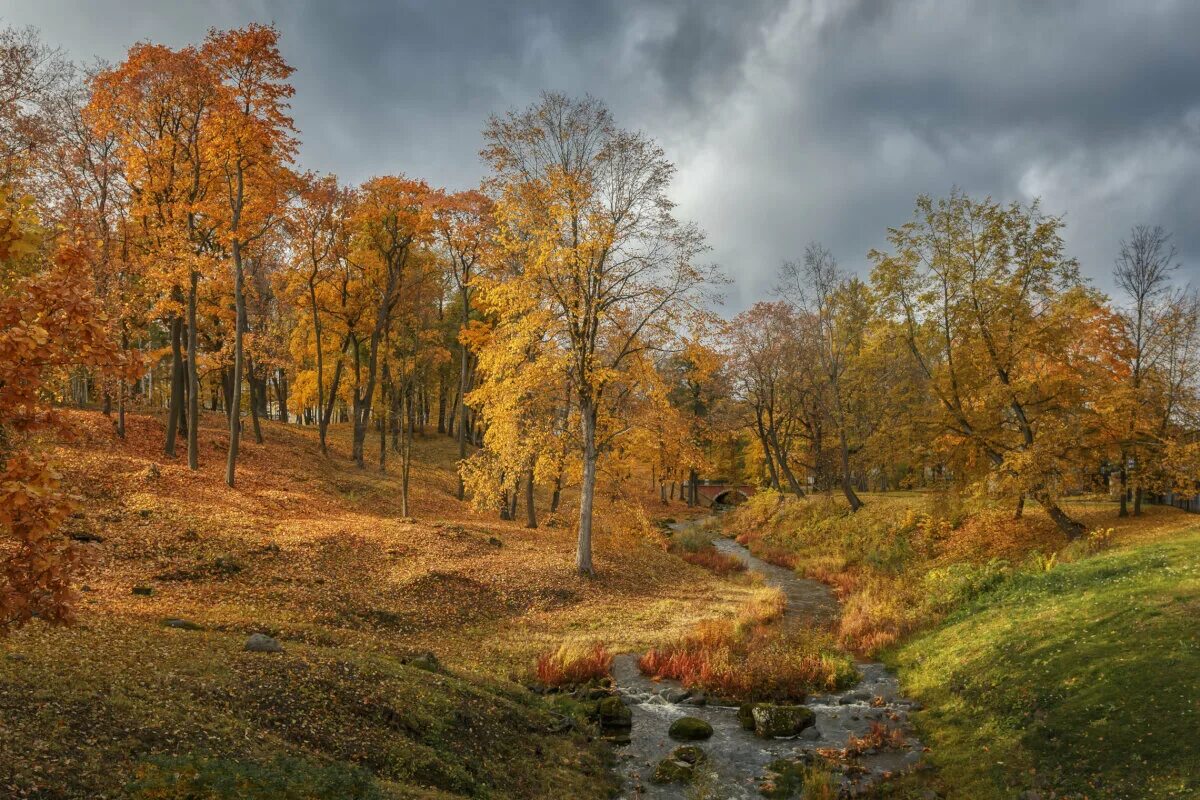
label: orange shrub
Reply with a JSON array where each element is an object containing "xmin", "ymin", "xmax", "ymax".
[
  {"xmin": 534, "ymin": 641, "xmax": 613, "ymax": 686},
  {"xmin": 638, "ymin": 592, "xmax": 855, "ymax": 701},
  {"xmin": 846, "ymin": 721, "xmax": 906, "ymax": 755},
  {"xmin": 681, "ymin": 547, "xmax": 747, "ymax": 576}
]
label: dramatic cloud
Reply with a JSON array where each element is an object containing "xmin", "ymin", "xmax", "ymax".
[{"xmin": 7, "ymin": 0, "xmax": 1199, "ymax": 309}]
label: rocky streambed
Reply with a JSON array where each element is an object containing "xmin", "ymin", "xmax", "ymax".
[{"xmin": 610, "ymin": 524, "xmax": 926, "ymax": 798}]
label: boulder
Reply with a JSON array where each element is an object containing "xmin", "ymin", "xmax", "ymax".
[
  {"xmin": 737, "ymin": 702, "xmax": 762, "ymax": 731},
  {"xmin": 597, "ymin": 695, "xmax": 631, "ymax": 728},
  {"xmin": 162, "ymin": 618, "xmax": 204, "ymax": 631},
  {"xmin": 668, "ymin": 716, "xmax": 713, "ymax": 741},
  {"xmin": 244, "ymin": 633, "xmax": 283, "ymax": 653},
  {"xmin": 671, "ymin": 745, "xmax": 707, "ymax": 766},
  {"xmin": 752, "ymin": 704, "xmax": 816, "ymax": 738},
  {"xmin": 662, "ymin": 687, "xmax": 690, "ymax": 704},
  {"xmin": 402, "ymin": 651, "xmax": 440, "ymax": 672},
  {"xmin": 651, "ymin": 758, "xmax": 694, "ymax": 784}
]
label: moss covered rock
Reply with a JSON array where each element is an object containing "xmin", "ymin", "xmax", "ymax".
[
  {"xmin": 652, "ymin": 758, "xmax": 694, "ymax": 784},
  {"xmin": 737, "ymin": 702, "xmax": 762, "ymax": 731},
  {"xmin": 752, "ymin": 704, "xmax": 815, "ymax": 738},
  {"xmin": 596, "ymin": 695, "xmax": 631, "ymax": 728},
  {"xmin": 668, "ymin": 716, "xmax": 713, "ymax": 741},
  {"xmin": 671, "ymin": 745, "xmax": 707, "ymax": 766}
]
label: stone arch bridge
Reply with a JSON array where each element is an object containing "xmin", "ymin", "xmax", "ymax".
[{"xmin": 689, "ymin": 480, "xmax": 756, "ymax": 508}]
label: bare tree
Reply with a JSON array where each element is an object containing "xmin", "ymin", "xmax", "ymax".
[
  {"xmin": 781, "ymin": 243, "xmax": 867, "ymax": 511},
  {"xmin": 1113, "ymin": 225, "xmax": 1178, "ymax": 515}
]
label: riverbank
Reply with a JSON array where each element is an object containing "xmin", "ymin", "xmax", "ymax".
[
  {"xmin": 0, "ymin": 411, "xmax": 759, "ymax": 799},
  {"xmin": 722, "ymin": 491, "xmax": 1200, "ymax": 798}
]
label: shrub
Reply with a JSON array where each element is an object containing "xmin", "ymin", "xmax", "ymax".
[
  {"xmin": 671, "ymin": 525, "xmax": 716, "ymax": 554},
  {"xmin": 797, "ymin": 766, "xmax": 838, "ymax": 800},
  {"xmin": 638, "ymin": 591, "xmax": 855, "ymax": 701},
  {"xmin": 845, "ymin": 720, "xmax": 906, "ymax": 755},
  {"xmin": 737, "ymin": 487, "xmax": 785, "ymax": 530},
  {"xmin": 1060, "ymin": 526, "xmax": 1115, "ymax": 563},
  {"xmin": 836, "ymin": 575, "xmax": 925, "ymax": 655},
  {"xmin": 922, "ymin": 558, "xmax": 1010, "ymax": 614},
  {"xmin": 681, "ymin": 547, "xmax": 746, "ymax": 576},
  {"xmin": 127, "ymin": 756, "xmax": 382, "ymax": 800},
  {"xmin": 534, "ymin": 641, "xmax": 613, "ymax": 686}
]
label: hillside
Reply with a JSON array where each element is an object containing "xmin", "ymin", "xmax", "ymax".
[
  {"xmin": 891, "ymin": 528, "xmax": 1200, "ymax": 799},
  {"xmin": 722, "ymin": 490, "xmax": 1200, "ymax": 799},
  {"xmin": 0, "ymin": 410, "xmax": 757, "ymax": 799}
]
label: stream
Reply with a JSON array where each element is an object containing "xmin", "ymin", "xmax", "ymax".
[{"xmin": 610, "ymin": 521, "xmax": 925, "ymax": 798}]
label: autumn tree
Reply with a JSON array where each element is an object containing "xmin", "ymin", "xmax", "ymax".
[
  {"xmin": 431, "ymin": 188, "xmax": 493, "ymax": 498},
  {"xmin": 201, "ymin": 24, "xmax": 297, "ymax": 486},
  {"xmin": 483, "ymin": 93, "xmax": 716, "ymax": 575},
  {"xmin": 871, "ymin": 191, "xmax": 1108, "ymax": 538},
  {"xmin": 344, "ymin": 176, "xmax": 433, "ymax": 468},
  {"xmin": 0, "ymin": 189, "xmax": 122, "ymax": 629},
  {"xmin": 286, "ymin": 173, "xmax": 349, "ymax": 453},
  {"xmin": 89, "ymin": 42, "xmax": 212, "ymax": 460},
  {"xmin": 779, "ymin": 244, "xmax": 880, "ymax": 510},
  {"xmin": 726, "ymin": 302, "xmax": 815, "ymax": 494}
]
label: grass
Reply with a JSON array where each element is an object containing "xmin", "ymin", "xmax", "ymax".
[
  {"xmin": 669, "ymin": 518, "xmax": 747, "ymax": 576},
  {"xmin": 534, "ymin": 641, "xmax": 613, "ymax": 686},
  {"xmin": 0, "ymin": 409, "xmax": 763, "ymax": 799},
  {"xmin": 889, "ymin": 529, "xmax": 1200, "ymax": 799},
  {"xmin": 680, "ymin": 548, "xmax": 746, "ymax": 576},
  {"xmin": 637, "ymin": 588, "xmax": 857, "ymax": 701}
]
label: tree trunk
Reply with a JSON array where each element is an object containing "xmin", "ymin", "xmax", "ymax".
[
  {"xmin": 248, "ymin": 366, "xmax": 264, "ymax": 445},
  {"xmin": 456, "ymin": 292, "xmax": 470, "ymax": 500},
  {"xmin": 756, "ymin": 413, "xmax": 781, "ymax": 490},
  {"xmin": 226, "ymin": 239, "xmax": 246, "ymax": 488},
  {"xmin": 769, "ymin": 427, "xmax": 806, "ymax": 497},
  {"xmin": 221, "ymin": 367, "xmax": 234, "ymax": 422},
  {"xmin": 165, "ymin": 315, "xmax": 184, "ymax": 457},
  {"xmin": 186, "ymin": 272, "xmax": 200, "ymax": 470},
  {"xmin": 379, "ymin": 364, "xmax": 390, "ymax": 473},
  {"xmin": 1118, "ymin": 458, "xmax": 1129, "ymax": 517},
  {"xmin": 1037, "ymin": 493, "xmax": 1085, "ymax": 539},
  {"xmin": 1133, "ymin": 486, "xmax": 1143, "ymax": 516},
  {"xmin": 838, "ymin": 429, "xmax": 863, "ymax": 511},
  {"xmin": 1014, "ymin": 493, "xmax": 1025, "ymax": 519},
  {"xmin": 275, "ymin": 370, "xmax": 288, "ymax": 422},
  {"xmin": 525, "ymin": 468, "xmax": 538, "ymax": 529},
  {"xmin": 577, "ymin": 400, "xmax": 598, "ymax": 576},
  {"xmin": 117, "ymin": 380, "xmax": 126, "ymax": 439},
  {"xmin": 550, "ymin": 472, "xmax": 562, "ymax": 513}
]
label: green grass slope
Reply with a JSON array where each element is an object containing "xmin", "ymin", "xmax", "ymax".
[{"xmin": 890, "ymin": 528, "xmax": 1200, "ymax": 799}]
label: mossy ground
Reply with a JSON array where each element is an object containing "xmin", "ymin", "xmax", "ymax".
[
  {"xmin": 888, "ymin": 528, "xmax": 1200, "ymax": 800},
  {"xmin": 0, "ymin": 410, "xmax": 759, "ymax": 799}
]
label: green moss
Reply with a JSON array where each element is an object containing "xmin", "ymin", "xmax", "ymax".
[
  {"xmin": 668, "ymin": 716, "xmax": 714, "ymax": 741},
  {"xmin": 652, "ymin": 757, "xmax": 694, "ymax": 784},
  {"xmin": 890, "ymin": 529, "xmax": 1200, "ymax": 799}
]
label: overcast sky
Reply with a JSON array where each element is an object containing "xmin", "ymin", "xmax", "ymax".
[{"xmin": 5, "ymin": 0, "xmax": 1199, "ymax": 310}]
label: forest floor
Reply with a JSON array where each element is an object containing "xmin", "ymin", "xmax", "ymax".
[
  {"xmin": 724, "ymin": 489, "xmax": 1200, "ymax": 799},
  {"xmin": 0, "ymin": 409, "xmax": 756, "ymax": 800}
]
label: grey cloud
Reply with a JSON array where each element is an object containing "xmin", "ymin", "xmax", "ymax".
[{"xmin": 3, "ymin": 0, "xmax": 1198, "ymax": 308}]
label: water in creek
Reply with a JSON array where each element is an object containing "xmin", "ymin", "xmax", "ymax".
[{"xmin": 611, "ymin": 521, "xmax": 924, "ymax": 798}]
